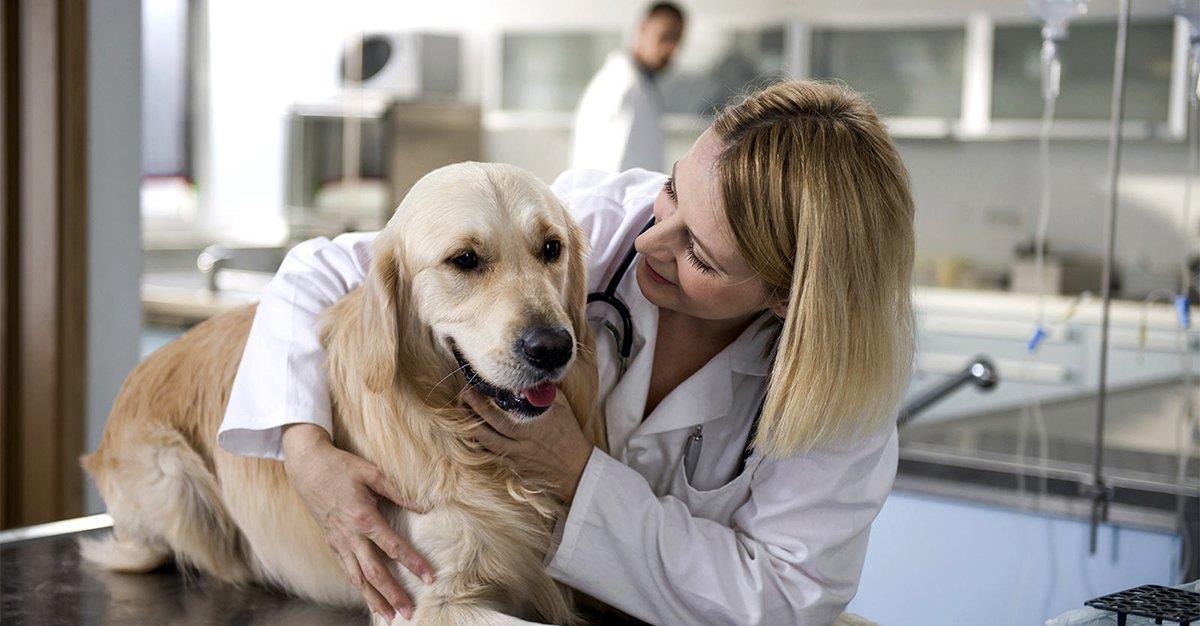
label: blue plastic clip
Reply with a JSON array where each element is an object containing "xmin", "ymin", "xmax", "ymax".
[
  {"xmin": 1027, "ymin": 326, "xmax": 1047, "ymax": 354},
  {"xmin": 1175, "ymin": 293, "xmax": 1190, "ymax": 329}
]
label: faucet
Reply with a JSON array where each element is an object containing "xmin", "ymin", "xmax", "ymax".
[
  {"xmin": 197, "ymin": 245, "xmax": 232, "ymax": 294},
  {"xmin": 897, "ymin": 357, "xmax": 998, "ymax": 428}
]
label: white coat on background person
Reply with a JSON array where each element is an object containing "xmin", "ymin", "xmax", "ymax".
[
  {"xmin": 570, "ymin": 52, "xmax": 665, "ymax": 173},
  {"xmin": 218, "ymin": 166, "xmax": 899, "ymax": 625},
  {"xmin": 569, "ymin": 3, "xmax": 685, "ymax": 174}
]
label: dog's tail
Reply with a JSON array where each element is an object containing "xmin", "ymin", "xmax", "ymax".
[
  {"xmin": 78, "ymin": 429, "xmax": 252, "ymax": 583},
  {"xmin": 78, "ymin": 450, "xmax": 173, "ymax": 574}
]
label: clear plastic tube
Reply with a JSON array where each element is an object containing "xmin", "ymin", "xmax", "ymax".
[
  {"xmin": 1033, "ymin": 64, "xmax": 1058, "ymax": 337},
  {"xmin": 1175, "ymin": 37, "xmax": 1200, "ymax": 584}
]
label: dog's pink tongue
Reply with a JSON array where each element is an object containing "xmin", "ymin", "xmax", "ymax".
[{"xmin": 521, "ymin": 382, "xmax": 557, "ymax": 408}]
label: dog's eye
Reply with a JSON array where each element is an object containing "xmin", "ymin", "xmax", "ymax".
[
  {"xmin": 450, "ymin": 251, "xmax": 479, "ymax": 271},
  {"xmin": 543, "ymin": 239, "xmax": 561, "ymax": 263}
]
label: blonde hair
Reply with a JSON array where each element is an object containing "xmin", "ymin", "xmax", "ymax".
[{"xmin": 713, "ymin": 80, "xmax": 915, "ymax": 457}]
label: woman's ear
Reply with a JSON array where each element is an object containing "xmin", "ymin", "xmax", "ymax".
[
  {"xmin": 769, "ymin": 299, "xmax": 788, "ymax": 319},
  {"xmin": 360, "ymin": 236, "xmax": 404, "ymax": 393}
]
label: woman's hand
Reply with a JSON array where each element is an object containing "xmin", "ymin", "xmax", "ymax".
[
  {"xmin": 460, "ymin": 388, "xmax": 595, "ymax": 504},
  {"xmin": 281, "ymin": 423, "xmax": 436, "ymax": 622}
]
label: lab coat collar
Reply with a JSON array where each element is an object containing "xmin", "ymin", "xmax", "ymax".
[
  {"xmin": 632, "ymin": 311, "xmax": 775, "ymax": 437},
  {"xmin": 729, "ymin": 313, "xmax": 778, "ymax": 378},
  {"xmin": 603, "ymin": 256, "xmax": 780, "ymax": 452}
]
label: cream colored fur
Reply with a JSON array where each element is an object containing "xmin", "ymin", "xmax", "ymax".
[{"xmin": 82, "ymin": 162, "xmax": 605, "ymax": 626}]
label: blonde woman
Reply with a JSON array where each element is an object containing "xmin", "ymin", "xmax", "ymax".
[{"xmin": 219, "ymin": 80, "xmax": 915, "ymax": 624}]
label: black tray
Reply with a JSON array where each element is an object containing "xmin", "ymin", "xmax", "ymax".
[{"xmin": 1085, "ymin": 585, "xmax": 1200, "ymax": 626}]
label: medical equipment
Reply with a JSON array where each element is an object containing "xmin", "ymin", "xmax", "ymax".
[
  {"xmin": 1014, "ymin": 6, "xmax": 1087, "ymax": 604},
  {"xmin": 587, "ymin": 219, "xmax": 655, "ymax": 375},
  {"xmin": 1085, "ymin": 585, "xmax": 1200, "ymax": 626},
  {"xmin": 1089, "ymin": 0, "xmax": 1133, "ymax": 556},
  {"xmin": 1027, "ymin": 0, "xmax": 1087, "ymax": 102},
  {"xmin": 1026, "ymin": 0, "xmax": 1087, "ymax": 355},
  {"xmin": 683, "ymin": 425, "xmax": 704, "ymax": 483},
  {"xmin": 1177, "ymin": 0, "xmax": 1200, "ymax": 103},
  {"xmin": 1048, "ymin": 580, "xmax": 1200, "ymax": 625},
  {"xmin": 1173, "ymin": 0, "xmax": 1200, "ymax": 584}
]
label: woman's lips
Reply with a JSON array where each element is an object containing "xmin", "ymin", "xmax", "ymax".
[{"xmin": 643, "ymin": 258, "xmax": 675, "ymax": 286}]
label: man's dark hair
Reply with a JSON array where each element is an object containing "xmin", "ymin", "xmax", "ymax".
[{"xmin": 645, "ymin": 1, "xmax": 685, "ymax": 23}]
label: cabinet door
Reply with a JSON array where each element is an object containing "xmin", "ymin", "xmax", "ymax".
[
  {"xmin": 809, "ymin": 26, "xmax": 966, "ymax": 119},
  {"xmin": 500, "ymin": 32, "xmax": 621, "ymax": 112},
  {"xmin": 658, "ymin": 25, "xmax": 789, "ymax": 116},
  {"xmin": 991, "ymin": 20, "xmax": 1175, "ymax": 122}
]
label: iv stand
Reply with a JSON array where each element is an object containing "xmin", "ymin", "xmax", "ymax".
[{"xmin": 1088, "ymin": 0, "xmax": 1131, "ymax": 555}]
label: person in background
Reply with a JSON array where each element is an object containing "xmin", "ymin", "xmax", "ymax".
[{"xmin": 570, "ymin": 2, "xmax": 685, "ymax": 173}]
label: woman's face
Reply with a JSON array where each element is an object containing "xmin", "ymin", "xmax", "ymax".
[{"xmin": 635, "ymin": 128, "xmax": 784, "ymax": 322}]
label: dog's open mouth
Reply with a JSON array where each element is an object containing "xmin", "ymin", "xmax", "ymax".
[{"xmin": 451, "ymin": 347, "xmax": 557, "ymax": 417}]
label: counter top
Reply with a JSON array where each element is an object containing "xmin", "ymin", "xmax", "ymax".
[
  {"xmin": 898, "ymin": 378, "xmax": 1199, "ymax": 539},
  {"xmin": 914, "ymin": 286, "xmax": 1195, "ymax": 331},
  {"xmin": 0, "ymin": 517, "xmax": 363, "ymax": 626}
]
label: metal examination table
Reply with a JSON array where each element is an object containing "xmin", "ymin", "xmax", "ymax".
[{"xmin": 0, "ymin": 515, "xmax": 365, "ymax": 625}]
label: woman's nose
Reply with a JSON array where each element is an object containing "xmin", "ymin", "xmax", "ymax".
[{"xmin": 635, "ymin": 221, "xmax": 674, "ymax": 262}]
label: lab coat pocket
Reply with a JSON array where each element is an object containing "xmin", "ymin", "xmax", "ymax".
[{"xmin": 670, "ymin": 453, "xmax": 760, "ymax": 526}]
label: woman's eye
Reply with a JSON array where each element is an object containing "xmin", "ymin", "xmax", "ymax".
[
  {"xmin": 685, "ymin": 241, "xmax": 715, "ymax": 275},
  {"xmin": 543, "ymin": 239, "xmax": 562, "ymax": 262},
  {"xmin": 663, "ymin": 177, "xmax": 678, "ymax": 202},
  {"xmin": 450, "ymin": 251, "xmax": 479, "ymax": 271}
]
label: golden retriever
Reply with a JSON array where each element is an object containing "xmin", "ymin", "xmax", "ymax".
[{"xmin": 81, "ymin": 162, "xmax": 607, "ymax": 625}]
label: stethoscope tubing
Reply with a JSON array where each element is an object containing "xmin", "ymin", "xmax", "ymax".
[{"xmin": 585, "ymin": 217, "xmax": 761, "ymax": 479}]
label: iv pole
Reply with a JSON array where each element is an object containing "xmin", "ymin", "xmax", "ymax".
[{"xmin": 1088, "ymin": 0, "xmax": 1132, "ymax": 555}]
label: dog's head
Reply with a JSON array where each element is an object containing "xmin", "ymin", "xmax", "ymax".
[{"xmin": 359, "ymin": 162, "xmax": 590, "ymax": 418}]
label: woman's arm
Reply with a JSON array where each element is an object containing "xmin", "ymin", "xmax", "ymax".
[
  {"xmin": 547, "ymin": 427, "xmax": 899, "ymax": 625},
  {"xmin": 219, "ymin": 232, "xmax": 376, "ymax": 458},
  {"xmin": 463, "ymin": 384, "xmax": 898, "ymax": 625},
  {"xmin": 218, "ymin": 233, "xmax": 432, "ymax": 622}
]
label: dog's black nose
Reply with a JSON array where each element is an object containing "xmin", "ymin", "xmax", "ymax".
[{"xmin": 518, "ymin": 327, "xmax": 573, "ymax": 371}]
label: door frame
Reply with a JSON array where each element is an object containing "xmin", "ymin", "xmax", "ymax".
[{"xmin": 1, "ymin": 0, "xmax": 89, "ymax": 528}]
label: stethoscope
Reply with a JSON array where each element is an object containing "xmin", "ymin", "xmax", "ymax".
[{"xmin": 585, "ymin": 218, "xmax": 762, "ymax": 483}]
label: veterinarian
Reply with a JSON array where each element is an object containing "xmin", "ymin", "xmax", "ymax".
[
  {"xmin": 569, "ymin": 2, "xmax": 684, "ymax": 173},
  {"xmin": 219, "ymin": 80, "xmax": 915, "ymax": 625}
]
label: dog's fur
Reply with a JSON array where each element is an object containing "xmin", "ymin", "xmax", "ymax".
[{"xmin": 82, "ymin": 163, "xmax": 607, "ymax": 625}]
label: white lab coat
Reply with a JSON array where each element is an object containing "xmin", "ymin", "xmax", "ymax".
[
  {"xmin": 570, "ymin": 52, "xmax": 666, "ymax": 173},
  {"xmin": 219, "ymin": 168, "xmax": 898, "ymax": 626}
]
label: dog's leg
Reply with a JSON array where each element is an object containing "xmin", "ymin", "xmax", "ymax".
[
  {"xmin": 82, "ymin": 427, "xmax": 252, "ymax": 583},
  {"xmin": 375, "ymin": 604, "xmax": 554, "ymax": 626},
  {"xmin": 78, "ymin": 524, "xmax": 170, "ymax": 574}
]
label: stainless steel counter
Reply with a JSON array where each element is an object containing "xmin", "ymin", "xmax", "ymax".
[
  {"xmin": 898, "ymin": 378, "xmax": 1200, "ymax": 578},
  {"xmin": 0, "ymin": 516, "xmax": 364, "ymax": 625}
]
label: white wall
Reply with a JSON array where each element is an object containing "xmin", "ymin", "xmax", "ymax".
[
  {"xmin": 197, "ymin": 0, "xmax": 1194, "ymax": 296},
  {"xmin": 197, "ymin": 0, "xmax": 796, "ymax": 239},
  {"xmin": 87, "ymin": 0, "xmax": 142, "ymax": 513},
  {"xmin": 901, "ymin": 138, "xmax": 1194, "ymax": 294},
  {"xmin": 142, "ymin": 0, "xmax": 187, "ymax": 176}
]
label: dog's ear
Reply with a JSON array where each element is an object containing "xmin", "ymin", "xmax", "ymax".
[
  {"xmin": 564, "ymin": 218, "xmax": 590, "ymax": 344},
  {"xmin": 561, "ymin": 216, "xmax": 608, "ymax": 452},
  {"xmin": 360, "ymin": 235, "xmax": 404, "ymax": 393}
]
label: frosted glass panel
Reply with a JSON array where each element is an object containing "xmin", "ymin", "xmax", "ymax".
[
  {"xmin": 659, "ymin": 26, "xmax": 789, "ymax": 116},
  {"xmin": 992, "ymin": 21, "xmax": 1174, "ymax": 121},
  {"xmin": 501, "ymin": 32, "xmax": 621, "ymax": 112},
  {"xmin": 809, "ymin": 28, "xmax": 965, "ymax": 118}
]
